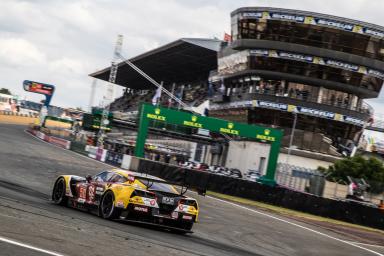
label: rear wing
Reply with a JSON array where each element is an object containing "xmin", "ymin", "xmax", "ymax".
[{"xmin": 136, "ymin": 167, "xmax": 209, "ymax": 196}]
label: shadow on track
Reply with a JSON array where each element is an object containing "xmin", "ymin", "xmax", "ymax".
[{"xmin": 0, "ymin": 180, "xmax": 263, "ymax": 256}]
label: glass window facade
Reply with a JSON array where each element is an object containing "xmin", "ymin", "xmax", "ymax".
[
  {"xmin": 232, "ymin": 16, "xmax": 384, "ymax": 61},
  {"xmin": 248, "ymin": 56, "xmax": 383, "ymax": 91},
  {"xmin": 220, "ymin": 76, "xmax": 372, "ymax": 114}
]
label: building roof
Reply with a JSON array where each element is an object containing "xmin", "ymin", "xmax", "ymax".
[{"xmin": 90, "ymin": 38, "xmax": 223, "ymax": 89}]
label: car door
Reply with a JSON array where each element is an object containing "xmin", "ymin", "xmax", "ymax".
[{"xmin": 76, "ymin": 171, "xmax": 113, "ymax": 204}]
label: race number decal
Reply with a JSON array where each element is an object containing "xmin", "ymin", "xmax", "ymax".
[
  {"xmin": 88, "ymin": 185, "xmax": 95, "ymax": 202},
  {"xmin": 79, "ymin": 186, "xmax": 87, "ymax": 199}
]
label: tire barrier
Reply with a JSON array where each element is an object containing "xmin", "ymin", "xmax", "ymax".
[{"xmin": 135, "ymin": 158, "xmax": 384, "ymax": 230}]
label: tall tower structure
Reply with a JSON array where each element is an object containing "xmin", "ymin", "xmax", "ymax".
[
  {"xmin": 88, "ymin": 78, "xmax": 97, "ymax": 113},
  {"xmin": 97, "ymin": 34, "xmax": 123, "ymax": 147}
]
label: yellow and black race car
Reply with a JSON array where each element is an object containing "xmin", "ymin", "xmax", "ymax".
[{"xmin": 52, "ymin": 169, "xmax": 199, "ymax": 233}]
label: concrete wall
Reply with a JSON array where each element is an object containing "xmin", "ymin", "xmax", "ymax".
[
  {"xmin": 225, "ymin": 141, "xmax": 271, "ymax": 175},
  {"xmin": 278, "ymin": 152, "xmax": 334, "ymax": 170},
  {"xmin": 225, "ymin": 140, "xmax": 334, "ymax": 174},
  {"xmin": 0, "ymin": 114, "xmax": 37, "ymax": 125},
  {"xmin": 323, "ymin": 180, "xmax": 348, "ymax": 199}
]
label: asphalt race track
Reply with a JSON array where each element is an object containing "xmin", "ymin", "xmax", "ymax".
[{"xmin": 0, "ymin": 123, "xmax": 383, "ymax": 256}]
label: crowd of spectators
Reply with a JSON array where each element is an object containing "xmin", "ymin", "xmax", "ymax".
[
  {"xmin": 110, "ymin": 83, "xmax": 209, "ymax": 112},
  {"xmin": 222, "ymin": 78, "xmax": 372, "ymax": 114}
]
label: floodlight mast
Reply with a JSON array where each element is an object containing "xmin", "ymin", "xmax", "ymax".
[
  {"xmin": 88, "ymin": 79, "xmax": 97, "ymax": 113},
  {"xmin": 97, "ymin": 35, "xmax": 123, "ymax": 147}
]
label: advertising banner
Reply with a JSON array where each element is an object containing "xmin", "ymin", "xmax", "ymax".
[
  {"xmin": 105, "ymin": 151, "xmax": 124, "ymax": 167},
  {"xmin": 23, "ymin": 80, "xmax": 55, "ymax": 107},
  {"xmin": 212, "ymin": 99, "xmax": 366, "ymax": 126},
  {"xmin": 96, "ymin": 148, "xmax": 107, "ymax": 162},
  {"xmin": 47, "ymin": 136, "xmax": 71, "ymax": 149},
  {"xmin": 250, "ymin": 49, "xmax": 384, "ymax": 80},
  {"xmin": 240, "ymin": 11, "xmax": 384, "ymax": 39},
  {"xmin": 87, "ymin": 146, "xmax": 98, "ymax": 159}
]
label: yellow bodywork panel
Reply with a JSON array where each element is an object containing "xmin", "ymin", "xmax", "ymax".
[{"xmin": 58, "ymin": 170, "xmax": 199, "ymax": 219}]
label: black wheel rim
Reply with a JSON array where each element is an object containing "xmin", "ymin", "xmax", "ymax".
[
  {"xmin": 102, "ymin": 193, "xmax": 114, "ymax": 217},
  {"xmin": 53, "ymin": 179, "xmax": 64, "ymax": 202}
]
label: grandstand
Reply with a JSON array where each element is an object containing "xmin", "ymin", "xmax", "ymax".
[{"xmin": 91, "ymin": 7, "xmax": 384, "ymax": 169}]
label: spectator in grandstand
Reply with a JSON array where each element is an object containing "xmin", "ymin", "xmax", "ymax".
[
  {"xmin": 164, "ymin": 154, "xmax": 171, "ymax": 164},
  {"xmin": 330, "ymin": 94, "xmax": 336, "ymax": 105},
  {"xmin": 302, "ymin": 90, "xmax": 309, "ymax": 101},
  {"xmin": 288, "ymin": 87, "xmax": 294, "ymax": 98},
  {"xmin": 337, "ymin": 95, "xmax": 343, "ymax": 106},
  {"xmin": 344, "ymin": 96, "xmax": 350, "ymax": 107},
  {"xmin": 259, "ymin": 81, "xmax": 265, "ymax": 93},
  {"xmin": 219, "ymin": 80, "xmax": 225, "ymax": 94}
]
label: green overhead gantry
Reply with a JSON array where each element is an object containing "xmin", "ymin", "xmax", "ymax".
[{"xmin": 134, "ymin": 103, "xmax": 283, "ymax": 186}]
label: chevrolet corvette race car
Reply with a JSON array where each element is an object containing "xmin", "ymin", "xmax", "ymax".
[{"xmin": 52, "ymin": 169, "xmax": 199, "ymax": 232}]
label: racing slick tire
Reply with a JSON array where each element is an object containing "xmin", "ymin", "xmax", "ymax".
[
  {"xmin": 100, "ymin": 191, "xmax": 121, "ymax": 219},
  {"xmin": 52, "ymin": 177, "xmax": 68, "ymax": 205}
]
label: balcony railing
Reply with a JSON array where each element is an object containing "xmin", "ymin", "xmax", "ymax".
[{"xmin": 219, "ymin": 89, "xmax": 372, "ymax": 118}]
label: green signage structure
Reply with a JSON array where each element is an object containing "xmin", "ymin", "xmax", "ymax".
[{"xmin": 135, "ymin": 103, "xmax": 283, "ymax": 186}]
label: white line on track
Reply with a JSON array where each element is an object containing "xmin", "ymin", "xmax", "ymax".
[
  {"xmin": 205, "ymin": 195, "xmax": 384, "ymax": 256},
  {"xmin": 0, "ymin": 236, "xmax": 65, "ymax": 256},
  {"xmin": 24, "ymin": 129, "xmax": 384, "ymax": 255},
  {"xmin": 348, "ymin": 242, "xmax": 384, "ymax": 249}
]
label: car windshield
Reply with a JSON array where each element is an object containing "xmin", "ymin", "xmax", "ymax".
[{"xmin": 138, "ymin": 179, "xmax": 177, "ymax": 194}]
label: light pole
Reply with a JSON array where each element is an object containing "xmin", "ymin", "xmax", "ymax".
[{"xmin": 286, "ymin": 108, "xmax": 298, "ymax": 164}]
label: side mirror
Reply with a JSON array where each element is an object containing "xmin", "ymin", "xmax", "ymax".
[{"xmin": 86, "ymin": 175, "xmax": 92, "ymax": 183}]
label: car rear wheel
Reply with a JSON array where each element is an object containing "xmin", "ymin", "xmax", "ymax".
[
  {"xmin": 100, "ymin": 191, "xmax": 121, "ymax": 219},
  {"xmin": 52, "ymin": 177, "xmax": 67, "ymax": 205}
]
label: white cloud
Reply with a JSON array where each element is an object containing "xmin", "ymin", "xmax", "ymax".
[
  {"xmin": 0, "ymin": 0, "xmax": 383, "ymax": 116},
  {"xmin": 0, "ymin": 37, "xmax": 46, "ymax": 66}
]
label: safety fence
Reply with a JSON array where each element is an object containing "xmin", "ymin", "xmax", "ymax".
[
  {"xmin": 135, "ymin": 158, "xmax": 384, "ymax": 230},
  {"xmin": 276, "ymin": 163, "xmax": 384, "ymax": 205}
]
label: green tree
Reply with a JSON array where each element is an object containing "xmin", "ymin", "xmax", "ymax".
[
  {"xmin": 319, "ymin": 155, "xmax": 384, "ymax": 193},
  {"xmin": 0, "ymin": 88, "xmax": 11, "ymax": 95}
]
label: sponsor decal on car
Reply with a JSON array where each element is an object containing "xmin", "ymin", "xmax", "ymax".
[
  {"xmin": 134, "ymin": 206, "xmax": 148, "ymax": 212},
  {"xmin": 182, "ymin": 215, "xmax": 193, "ymax": 220},
  {"xmin": 95, "ymin": 187, "xmax": 104, "ymax": 195},
  {"xmin": 162, "ymin": 196, "xmax": 175, "ymax": 205},
  {"xmin": 171, "ymin": 212, "xmax": 179, "ymax": 219},
  {"xmin": 116, "ymin": 201, "xmax": 125, "ymax": 208},
  {"xmin": 88, "ymin": 185, "xmax": 95, "ymax": 201}
]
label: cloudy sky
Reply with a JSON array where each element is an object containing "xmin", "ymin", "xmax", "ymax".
[{"xmin": 1, "ymin": 0, "xmax": 384, "ymax": 114}]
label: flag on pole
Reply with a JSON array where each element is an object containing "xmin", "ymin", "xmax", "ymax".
[
  {"xmin": 223, "ymin": 32, "xmax": 232, "ymax": 42},
  {"xmin": 152, "ymin": 84, "xmax": 162, "ymax": 105},
  {"xmin": 208, "ymin": 81, "xmax": 214, "ymax": 97},
  {"xmin": 219, "ymin": 77, "xmax": 225, "ymax": 94}
]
